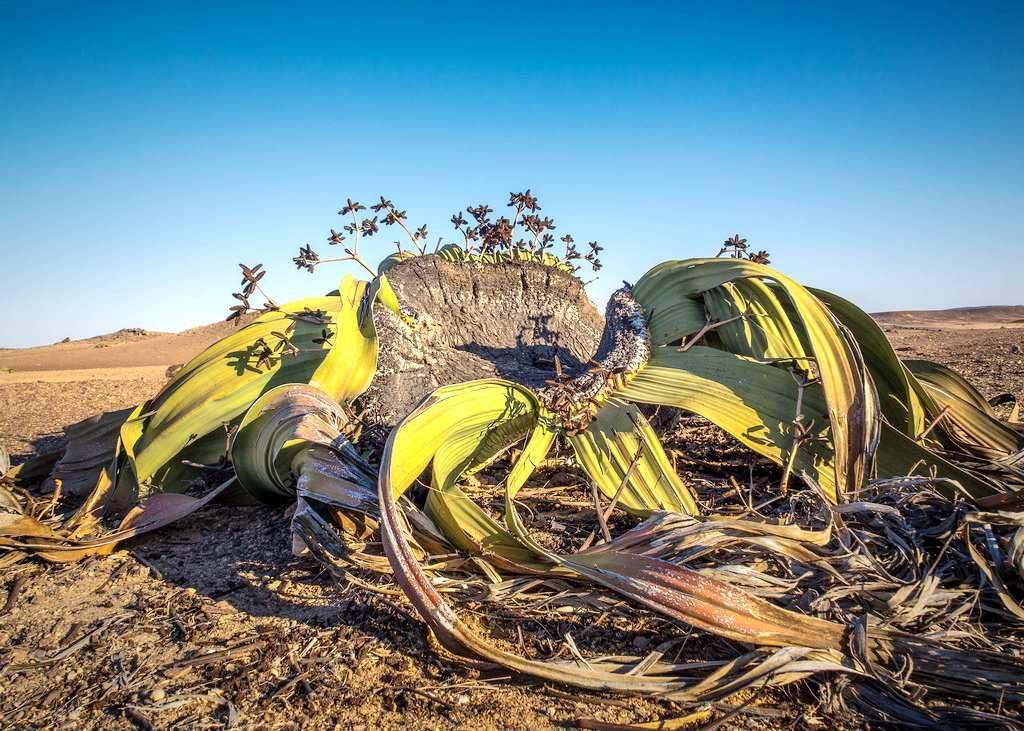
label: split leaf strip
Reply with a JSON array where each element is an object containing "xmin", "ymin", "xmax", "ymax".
[
  {"xmin": 376, "ymin": 380, "xmax": 858, "ymax": 696},
  {"xmin": 568, "ymin": 398, "xmax": 697, "ymax": 515},
  {"xmin": 374, "ymin": 379, "xmax": 1024, "ymax": 704},
  {"xmin": 618, "ymin": 346, "xmax": 1001, "ymax": 501},
  {"xmin": 633, "ymin": 258, "xmax": 878, "ymax": 501}
]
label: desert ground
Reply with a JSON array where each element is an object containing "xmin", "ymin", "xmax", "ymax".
[{"xmin": 1, "ymin": 307, "xmax": 1022, "ymax": 729}]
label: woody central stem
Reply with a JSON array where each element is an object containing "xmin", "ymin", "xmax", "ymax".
[{"xmin": 536, "ymin": 286, "xmax": 651, "ymax": 432}]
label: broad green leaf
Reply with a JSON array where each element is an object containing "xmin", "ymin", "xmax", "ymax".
[
  {"xmin": 366, "ymin": 273, "xmax": 403, "ymax": 321},
  {"xmin": 505, "ymin": 419, "xmax": 557, "ymax": 502},
  {"xmin": 619, "ymin": 346, "xmax": 839, "ymax": 500},
  {"xmin": 806, "ymin": 302, "xmax": 1022, "ymax": 463},
  {"xmin": 904, "ymin": 359, "xmax": 995, "ymax": 414},
  {"xmin": 377, "ymin": 250, "xmax": 416, "ymax": 273},
  {"xmin": 705, "ymin": 279, "xmax": 807, "ymax": 361},
  {"xmin": 619, "ymin": 346, "xmax": 1002, "ymax": 501},
  {"xmin": 384, "ymin": 380, "xmax": 544, "ymax": 565},
  {"xmin": 874, "ymin": 423, "xmax": 1003, "ymax": 499},
  {"xmin": 308, "ymin": 275, "xmax": 379, "ymax": 400},
  {"xmin": 810, "ymin": 287, "xmax": 927, "ymax": 438},
  {"xmin": 568, "ymin": 399, "xmax": 697, "ymax": 514},
  {"xmin": 633, "ymin": 258, "xmax": 878, "ymax": 496},
  {"xmin": 646, "ymin": 294, "xmax": 706, "ymax": 346},
  {"xmin": 916, "ymin": 381, "xmax": 1024, "ymax": 461},
  {"xmin": 230, "ymin": 382, "xmax": 378, "ymax": 511},
  {"xmin": 123, "ymin": 292, "xmax": 344, "ymax": 491},
  {"xmin": 902, "ymin": 360, "xmax": 1023, "ymax": 463},
  {"xmin": 378, "ymin": 384, "xmax": 860, "ymax": 699},
  {"xmin": 119, "ymin": 276, "xmax": 382, "ymax": 497},
  {"xmin": 436, "ymin": 243, "xmax": 470, "ymax": 264}
]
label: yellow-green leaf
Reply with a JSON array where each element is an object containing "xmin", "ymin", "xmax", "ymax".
[{"xmin": 568, "ymin": 399, "xmax": 697, "ymax": 514}]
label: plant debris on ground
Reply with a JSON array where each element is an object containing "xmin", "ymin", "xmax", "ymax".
[{"xmin": 2, "ymin": 193, "xmax": 1024, "ymax": 729}]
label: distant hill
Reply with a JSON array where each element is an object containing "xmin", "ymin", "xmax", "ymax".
[
  {"xmin": 2, "ymin": 303, "xmax": 1021, "ymax": 375},
  {"xmin": 0, "ymin": 315, "xmax": 257, "ymax": 373},
  {"xmin": 872, "ymin": 305, "xmax": 1024, "ymax": 330}
]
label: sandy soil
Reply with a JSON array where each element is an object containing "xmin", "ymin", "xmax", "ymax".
[
  {"xmin": 874, "ymin": 304, "xmax": 1024, "ymax": 330},
  {"xmin": 0, "ymin": 317, "xmax": 256, "ymax": 374},
  {"xmin": 1, "ymin": 314, "xmax": 1022, "ymax": 729}
]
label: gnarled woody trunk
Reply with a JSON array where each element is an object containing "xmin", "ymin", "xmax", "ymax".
[
  {"xmin": 36, "ymin": 256, "xmax": 615, "ymax": 497},
  {"xmin": 358, "ymin": 255, "xmax": 607, "ymax": 431}
]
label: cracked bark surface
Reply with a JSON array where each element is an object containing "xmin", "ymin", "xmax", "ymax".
[{"xmin": 356, "ymin": 255, "xmax": 605, "ymax": 431}]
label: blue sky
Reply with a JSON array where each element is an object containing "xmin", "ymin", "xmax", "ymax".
[{"xmin": 1, "ymin": 1, "xmax": 1021, "ymax": 348}]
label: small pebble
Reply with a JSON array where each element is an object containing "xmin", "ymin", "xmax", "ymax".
[
  {"xmin": 149, "ymin": 687, "xmax": 166, "ymax": 702},
  {"xmin": 632, "ymin": 636, "xmax": 651, "ymax": 650}
]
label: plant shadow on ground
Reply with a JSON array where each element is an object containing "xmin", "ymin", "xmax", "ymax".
[
  {"xmin": 127, "ymin": 502, "xmax": 404, "ymax": 634},
  {"xmin": 94, "ymin": 493, "xmax": 742, "ymax": 729},
  {"xmin": 7, "ymin": 432, "xmax": 64, "ymax": 466},
  {"xmin": 5, "ymin": 322, "xmax": 1021, "ymax": 728},
  {"xmin": 106, "ymin": 415, "xmax": 789, "ymax": 721}
]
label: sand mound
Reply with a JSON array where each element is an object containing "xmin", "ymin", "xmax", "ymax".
[
  {"xmin": 0, "ymin": 315, "xmax": 257, "ymax": 373},
  {"xmin": 873, "ymin": 305, "xmax": 1024, "ymax": 330}
]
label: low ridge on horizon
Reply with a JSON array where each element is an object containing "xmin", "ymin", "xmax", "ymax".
[{"xmin": 2, "ymin": 304, "xmax": 1021, "ymax": 374}]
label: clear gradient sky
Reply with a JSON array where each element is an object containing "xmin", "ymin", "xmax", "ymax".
[{"xmin": 1, "ymin": 2, "xmax": 1022, "ymax": 348}]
